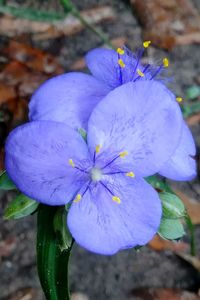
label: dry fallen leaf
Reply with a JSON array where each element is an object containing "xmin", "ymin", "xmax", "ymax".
[
  {"xmin": 175, "ymin": 252, "xmax": 200, "ymax": 272},
  {"xmin": 0, "ymin": 83, "xmax": 16, "ymax": 105},
  {"xmin": 148, "ymin": 235, "xmax": 188, "ymax": 252},
  {"xmin": 0, "ymin": 6, "xmax": 116, "ymax": 40},
  {"xmin": 0, "ymin": 40, "xmax": 64, "ymax": 170},
  {"xmin": 0, "ymin": 61, "xmax": 31, "ymax": 86},
  {"xmin": 5, "ymin": 288, "xmax": 40, "ymax": 300},
  {"xmin": 69, "ymin": 37, "xmax": 127, "ymax": 71},
  {"xmin": 174, "ymin": 190, "xmax": 200, "ymax": 225},
  {"xmin": 130, "ymin": 288, "xmax": 200, "ymax": 300},
  {"xmin": 131, "ymin": 0, "xmax": 200, "ymax": 49},
  {"xmin": 4, "ymin": 40, "xmax": 63, "ymax": 74},
  {"xmin": 0, "ymin": 237, "xmax": 17, "ymax": 259},
  {"xmin": 187, "ymin": 113, "xmax": 200, "ymax": 126}
]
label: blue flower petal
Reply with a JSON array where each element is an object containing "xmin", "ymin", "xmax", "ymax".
[
  {"xmin": 67, "ymin": 176, "xmax": 161, "ymax": 255},
  {"xmin": 5, "ymin": 121, "xmax": 90, "ymax": 205},
  {"xmin": 159, "ymin": 122, "xmax": 197, "ymax": 181},
  {"xmin": 29, "ymin": 72, "xmax": 110, "ymax": 130},
  {"xmin": 87, "ymin": 81, "xmax": 182, "ymax": 177},
  {"xmin": 86, "ymin": 47, "xmax": 151, "ymax": 88},
  {"xmin": 86, "ymin": 48, "xmax": 120, "ymax": 89}
]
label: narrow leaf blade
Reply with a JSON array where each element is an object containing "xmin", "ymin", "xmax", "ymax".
[
  {"xmin": 0, "ymin": 171, "xmax": 16, "ymax": 190},
  {"xmin": 4, "ymin": 193, "xmax": 39, "ymax": 219}
]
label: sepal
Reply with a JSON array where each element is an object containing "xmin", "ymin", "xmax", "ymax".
[
  {"xmin": 145, "ymin": 175, "xmax": 172, "ymax": 192},
  {"xmin": 158, "ymin": 192, "xmax": 186, "ymax": 240},
  {"xmin": 159, "ymin": 192, "xmax": 186, "ymax": 219},
  {"xmin": 158, "ymin": 218, "xmax": 185, "ymax": 240}
]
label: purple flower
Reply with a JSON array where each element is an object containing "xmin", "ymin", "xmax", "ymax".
[
  {"xmin": 6, "ymin": 81, "xmax": 182, "ymax": 254},
  {"xmin": 29, "ymin": 45, "xmax": 197, "ymax": 182}
]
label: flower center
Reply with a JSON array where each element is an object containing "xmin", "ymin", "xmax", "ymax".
[{"xmin": 90, "ymin": 167, "xmax": 102, "ymax": 182}]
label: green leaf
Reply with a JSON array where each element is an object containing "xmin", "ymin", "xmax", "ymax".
[
  {"xmin": 0, "ymin": 5, "xmax": 67, "ymax": 22},
  {"xmin": 0, "ymin": 171, "xmax": 16, "ymax": 190},
  {"xmin": 4, "ymin": 193, "xmax": 39, "ymax": 219},
  {"xmin": 37, "ymin": 205, "xmax": 71, "ymax": 300},
  {"xmin": 145, "ymin": 176, "xmax": 172, "ymax": 192},
  {"xmin": 59, "ymin": 0, "xmax": 73, "ymax": 12},
  {"xmin": 182, "ymin": 102, "xmax": 200, "ymax": 118},
  {"xmin": 54, "ymin": 207, "xmax": 73, "ymax": 252},
  {"xmin": 160, "ymin": 192, "xmax": 186, "ymax": 219},
  {"xmin": 186, "ymin": 86, "xmax": 200, "ymax": 100},
  {"xmin": 158, "ymin": 218, "xmax": 185, "ymax": 240}
]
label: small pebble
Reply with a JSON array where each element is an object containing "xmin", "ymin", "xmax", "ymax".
[{"xmin": 71, "ymin": 292, "xmax": 89, "ymax": 300}]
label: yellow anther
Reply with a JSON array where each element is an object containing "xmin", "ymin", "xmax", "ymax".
[
  {"xmin": 118, "ymin": 58, "xmax": 125, "ymax": 68},
  {"xmin": 95, "ymin": 144, "xmax": 101, "ymax": 153},
  {"xmin": 176, "ymin": 97, "xmax": 183, "ymax": 103},
  {"xmin": 126, "ymin": 172, "xmax": 135, "ymax": 178},
  {"xmin": 119, "ymin": 151, "xmax": 128, "ymax": 158},
  {"xmin": 74, "ymin": 194, "xmax": 82, "ymax": 203},
  {"xmin": 69, "ymin": 159, "xmax": 75, "ymax": 168},
  {"xmin": 112, "ymin": 196, "xmax": 121, "ymax": 204},
  {"xmin": 143, "ymin": 40, "xmax": 151, "ymax": 48},
  {"xmin": 163, "ymin": 58, "xmax": 169, "ymax": 68},
  {"xmin": 117, "ymin": 48, "xmax": 125, "ymax": 55},
  {"xmin": 137, "ymin": 69, "xmax": 145, "ymax": 77}
]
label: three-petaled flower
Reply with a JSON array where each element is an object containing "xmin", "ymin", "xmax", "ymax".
[
  {"xmin": 6, "ymin": 81, "xmax": 185, "ymax": 254},
  {"xmin": 29, "ymin": 44, "xmax": 197, "ymax": 182}
]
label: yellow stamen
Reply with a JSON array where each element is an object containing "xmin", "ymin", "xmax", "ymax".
[
  {"xmin": 117, "ymin": 48, "xmax": 125, "ymax": 55},
  {"xmin": 69, "ymin": 159, "xmax": 75, "ymax": 168},
  {"xmin": 163, "ymin": 58, "xmax": 169, "ymax": 68},
  {"xmin": 143, "ymin": 40, "xmax": 151, "ymax": 48},
  {"xmin": 95, "ymin": 144, "xmax": 101, "ymax": 153},
  {"xmin": 119, "ymin": 151, "xmax": 128, "ymax": 158},
  {"xmin": 118, "ymin": 58, "xmax": 125, "ymax": 68},
  {"xmin": 74, "ymin": 194, "xmax": 82, "ymax": 203},
  {"xmin": 176, "ymin": 97, "xmax": 183, "ymax": 103},
  {"xmin": 112, "ymin": 196, "xmax": 121, "ymax": 204},
  {"xmin": 126, "ymin": 172, "xmax": 135, "ymax": 178},
  {"xmin": 137, "ymin": 69, "xmax": 145, "ymax": 77}
]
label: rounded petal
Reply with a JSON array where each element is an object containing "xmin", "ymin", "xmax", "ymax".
[
  {"xmin": 5, "ymin": 121, "xmax": 90, "ymax": 205},
  {"xmin": 67, "ymin": 176, "xmax": 161, "ymax": 255},
  {"xmin": 86, "ymin": 48, "xmax": 120, "ymax": 89},
  {"xmin": 86, "ymin": 47, "xmax": 149, "ymax": 88},
  {"xmin": 29, "ymin": 72, "xmax": 110, "ymax": 130},
  {"xmin": 159, "ymin": 122, "xmax": 197, "ymax": 181},
  {"xmin": 87, "ymin": 81, "xmax": 182, "ymax": 177}
]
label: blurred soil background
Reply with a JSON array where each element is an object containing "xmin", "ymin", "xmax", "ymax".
[{"xmin": 0, "ymin": 0, "xmax": 200, "ymax": 299}]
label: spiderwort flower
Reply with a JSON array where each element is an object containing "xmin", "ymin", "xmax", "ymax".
[
  {"xmin": 6, "ymin": 81, "xmax": 182, "ymax": 254},
  {"xmin": 85, "ymin": 44, "xmax": 197, "ymax": 181},
  {"xmin": 29, "ymin": 43, "xmax": 196, "ymax": 182}
]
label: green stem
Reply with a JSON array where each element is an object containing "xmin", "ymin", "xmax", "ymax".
[
  {"xmin": 60, "ymin": 0, "xmax": 115, "ymax": 48},
  {"xmin": 185, "ymin": 214, "xmax": 196, "ymax": 256},
  {"xmin": 37, "ymin": 205, "xmax": 72, "ymax": 300}
]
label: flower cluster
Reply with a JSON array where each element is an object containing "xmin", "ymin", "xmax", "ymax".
[{"xmin": 5, "ymin": 43, "xmax": 196, "ymax": 255}]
